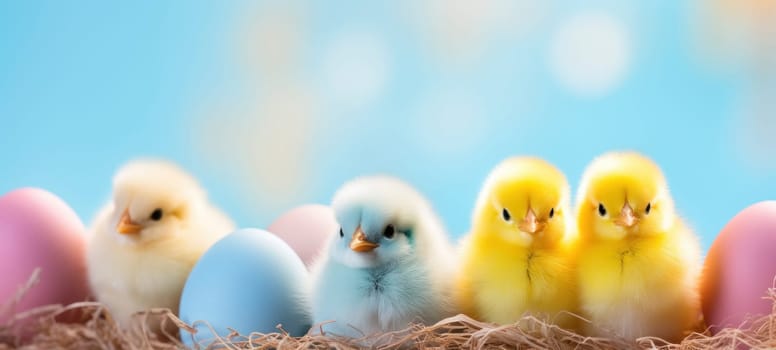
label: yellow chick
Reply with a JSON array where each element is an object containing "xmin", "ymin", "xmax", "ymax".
[
  {"xmin": 87, "ymin": 159, "xmax": 235, "ymax": 333},
  {"xmin": 456, "ymin": 157, "xmax": 578, "ymax": 329},
  {"xmin": 575, "ymin": 152, "xmax": 701, "ymax": 342}
]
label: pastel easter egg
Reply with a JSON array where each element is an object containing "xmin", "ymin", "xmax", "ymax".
[
  {"xmin": 267, "ymin": 204, "xmax": 338, "ymax": 269},
  {"xmin": 0, "ymin": 188, "xmax": 90, "ymax": 329},
  {"xmin": 179, "ymin": 228, "xmax": 311, "ymax": 347},
  {"xmin": 701, "ymin": 201, "xmax": 776, "ymax": 333}
]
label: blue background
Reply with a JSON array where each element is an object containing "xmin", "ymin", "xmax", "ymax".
[{"xmin": 1, "ymin": 0, "xmax": 774, "ymax": 252}]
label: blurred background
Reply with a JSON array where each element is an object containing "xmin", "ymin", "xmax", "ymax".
[{"xmin": 1, "ymin": 0, "xmax": 774, "ymax": 251}]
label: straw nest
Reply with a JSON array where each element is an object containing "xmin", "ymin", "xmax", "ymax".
[{"xmin": 2, "ymin": 273, "xmax": 775, "ymax": 349}]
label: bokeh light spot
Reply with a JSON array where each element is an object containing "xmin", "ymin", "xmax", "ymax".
[
  {"xmin": 550, "ymin": 11, "xmax": 631, "ymax": 98},
  {"xmin": 321, "ymin": 31, "xmax": 391, "ymax": 110}
]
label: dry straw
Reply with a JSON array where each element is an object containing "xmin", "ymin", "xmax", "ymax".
[{"xmin": 1, "ymin": 272, "xmax": 775, "ymax": 349}]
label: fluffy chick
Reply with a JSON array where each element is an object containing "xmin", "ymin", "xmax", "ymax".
[
  {"xmin": 456, "ymin": 157, "xmax": 578, "ymax": 329},
  {"xmin": 310, "ymin": 176, "xmax": 456, "ymax": 339},
  {"xmin": 87, "ymin": 159, "xmax": 235, "ymax": 331},
  {"xmin": 576, "ymin": 152, "xmax": 702, "ymax": 342}
]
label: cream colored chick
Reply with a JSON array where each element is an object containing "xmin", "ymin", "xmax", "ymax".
[
  {"xmin": 87, "ymin": 159, "xmax": 234, "ymax": 331},
  {"xmin": 576, "ymin": 152, "xmax": 702, "ymax": 342},
  {"xmin": 456, "ymin": 157, "xmax": 578, "ymax": 329}
]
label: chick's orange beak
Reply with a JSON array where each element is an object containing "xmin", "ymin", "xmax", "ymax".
[
  {"xmin": 349, "ymin": 227, "xmax": 379, "ymax": 252},
  {"xmin": 615, "ymin": 203, "xmax": 637, "ymax": 228},
  {"xmin": 117, "ymin": 209, "xmax": 142, "ymax": 235},
  {"xmin": 518, "ymin": 209, "xmax": 544, "ymax": 234}
]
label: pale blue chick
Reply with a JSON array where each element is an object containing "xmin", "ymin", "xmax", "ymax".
[{"xmin": 310, "ymin": 176, "xmax": 455, "ymax": 339}]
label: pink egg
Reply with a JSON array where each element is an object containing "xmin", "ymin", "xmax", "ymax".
[
  {"xmin": 0, "ymin": 188, "xmax": 90, "ymax": 327},
  {"xmin": 701, "ymin": 201, "xmax": 776, "ymax": 332},
  {"xmin": 267, "ymin": 204, "xmax": 338, "ymax": 269}
]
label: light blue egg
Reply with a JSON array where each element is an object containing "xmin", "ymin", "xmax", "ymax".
[{"xmin": 179, "ymin": 228, "xmax": 311, "ymax": 347}]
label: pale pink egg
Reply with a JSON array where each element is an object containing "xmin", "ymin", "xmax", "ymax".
[
  {"xmin": 267, "ymin": 204, "xmax": 338, "ymax": 269},
  {"xmin": 701, "ymin": 201, "xmax": 776, "ymax": 333},
  {"xmin": 0, "ymin": 188, "xmax": 90, "ymax": 327}
]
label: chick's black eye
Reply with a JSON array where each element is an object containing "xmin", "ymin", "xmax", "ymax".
[
  {"xmin": 150, "ymin": 209, "xmax": 163, "ymax": 221},
  {"xmin": 549, "ymin": 208, "xmax": 555, "ymax": 219},
  {"xmin": 383, "ymin": 225, "xmax": 395, "ymax": 239},
  {"xmin": 645, "ymin": 203, "xmax": 652, "ymax": 214},
  {"xmin": 598, "ymin": 204, "xmax": 607, "ymax": 217},
  {"xmin": 502, "ymin": 208, "xmax": 511, "ymax": 222},
  {"xmin": 339, "ymin": 228, "xmax": 344, "ymax": 238}
]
